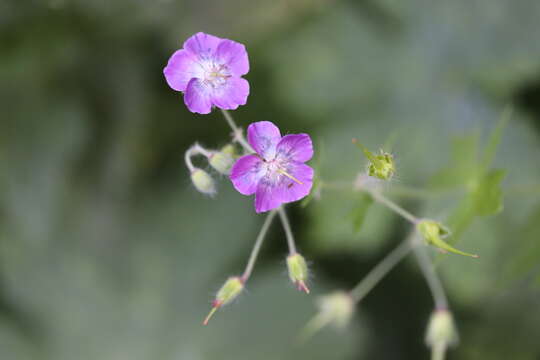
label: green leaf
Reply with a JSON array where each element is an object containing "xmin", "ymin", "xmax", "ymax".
[
  {"xmin": 429, "ymin": 134, "xmax": 480, "ymax": 189},
  {"xmin": 472, "ymin": 169, "xmax": 506, "ymax": 216},
  {"xmin": 482, "ymin": 106, "xmax": 512, "ymax": 170},
  {"xmin": 349, "ymin": 192, "xmax": 374, "ymax": 233}
]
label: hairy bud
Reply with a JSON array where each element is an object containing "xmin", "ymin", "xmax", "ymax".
[
  {"xmin": 425, "ymin": 309, "xmax": 458, "ymax": 349},
  {"xmin": 203, "ymin": 276, "xmax": 244, "ymax": 325},
  {"xmin": 301, "ymin": 291, "xmax": 355, "ymax": 341},
  {"xmin": 191, "ymin": 168, "xmax": 216, "ymax": 195},
  {"xmin": 209, "ymin": 150, "xmax": 235, "ymax": 175},
  {"xmin": 286, "ymin": 253, "xmax": 310, "ymax": 293},
  {"xmin": 417, "ymin": 219, "xmax": 478, "ymax": 258},
  {"xmin": 352, "ymin": 139, "xmax": 395, "ymax": 180}
]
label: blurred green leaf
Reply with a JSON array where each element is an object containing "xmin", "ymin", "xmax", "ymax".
[
  {"xmin": 349, "ymin": 192, "xmax": 374, "ymax": 233},
  {"xmin": 429, "ymin": 135, "xmax": 480, "ymax": 189},
  {"xmin": 473, "ymin": 169, "xmax": 506, "ymax": 216}
]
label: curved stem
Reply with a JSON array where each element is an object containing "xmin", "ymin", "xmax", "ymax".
[
  {"xmin": 413, "ymin": 238, "xmax": 448, "ymax": 309},
  {"xmin": 241, "ymin": 210, "xmax": 277, "ymax": 282},
  {"xmin": 184, "ymin": 147, "xmax": 196, "ymax": 172},
  {"xmin": 278, "ymin": 206, "xmax": 297, "ymax": 255},
  {"xmin": 349, "ymin": 234, "xmax": 414, "ymax": 303}
]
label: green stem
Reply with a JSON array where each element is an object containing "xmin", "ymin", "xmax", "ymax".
[
  {"xmin": 220, "ymin": 109, "xmax": 254, "ymax": 153},
  {"xmin": 278, "ymin": 206, "xmax": 297, "ymax": 255},
  {"xmin": 241, "ymin": 210, "xmax": 277, "ymax": 282},
  {"xmin": 413, "ymin": 239, "xmax": 448, "ymax": 309},
  {"xmin": 368, "ymin": 189, "xmax": 419, "ymax": 225},
  {"xmin": 349, "ymin": 235, "xmax": 414, "ymax": 303}
]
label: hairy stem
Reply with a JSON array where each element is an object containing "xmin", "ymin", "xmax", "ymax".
[
  {"xmin": 431, "ymin": 343, "xmax": 447, "ymax": 360},
  {"xmin": 220, "ymin": 109, "xmax": 254, "ymax": 153},
  {"xmin": 278, "ymin": 206, "xmax": 297, "ymax": 255},
  {"xmin": 241, "ymin": 210, "xmax": 277, "ymax": 282},
  {"xmin": 184, "ymin": 143, "xmax": 213, "ymax": 172},
  {"xmin": 349, "ymin": 234, "xmax": 414, "ymax": 303}
]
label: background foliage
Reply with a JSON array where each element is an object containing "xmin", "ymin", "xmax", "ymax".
[{"xmin": 1, "ymin": 0, "xmax": 540, "ymax": 359}]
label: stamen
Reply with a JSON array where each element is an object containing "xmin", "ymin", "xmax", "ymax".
[{"xmin": 277, "ymin": 168, "xmax": 303, "ymax": 185}]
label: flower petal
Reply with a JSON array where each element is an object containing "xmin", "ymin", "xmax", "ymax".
[
  {"xmin": 247, "ymin": 121, "xmax": 281, "ymax": 160},
  {"xmin": 163, "ymin": 49, "xmax": 202, "ymax": 92},
  {"xmin": 211, "ymin": 77, "xmax": 249, "ymax": 111},
  {"xmin": 184, "ymin": 78, "xmax": 212, "ymax": 114},
  {"xmin": 254, "ymin": 163, "xmax": 314, "ymax": 213},
  {"xmin": 277, "ymin": 162, "xmax": 314, "ymax": 204},
  {"xmin": 276, "ymin": 134, "xmax": 314, "ymax": 163},
  {"xmin": 216, "ymin": 39, "xmax": 249, "ymax": 76},
  {"xmin": 254, "ymin": 180, "xmax": 284, "ymax": 213},
  {"xmin": 183, "ymin": 32, "xmax": 222, "ymax": 57},
  {"xmin": 229, "ymin": 154, "xmax": 265, "ymax": 195}
]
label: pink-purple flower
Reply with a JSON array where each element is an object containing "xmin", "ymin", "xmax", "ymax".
[
  {"xmin": 163, "ymin": 32, "xmax": 250, "ymax": 114},
  {"xmin": 230, "ymin": 121, "xmax": 314, "ymax": 213}
]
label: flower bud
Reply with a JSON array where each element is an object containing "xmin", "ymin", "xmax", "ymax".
[
  {"xmin": 191, "ymin": 168, "xmax": 216, "ymax": 195},
  {"xmin": 417, "ymin": 220, "xmax": 479, "ymax": 258},
  {"xmin": 352, "ymin": 139, "xmax": 395, "ymax": 180},
  {"xmin": 209, "ymin": 150, "xmax": 235, "ymax": 175},
  {"xmin": 203, "ymin": 276, "xmax": 244, "ymax": 325},
  {"xmin": 286, "ymin": 253, "xmax": 310, "ymax": 293},
  {"xmin": 220, "ymin": 143, "xmax": 237, "ymax": 157},
  {"xmin": 301, "ymin": 291, "xmax": 355, "ymax": 341},
  {"xmin": 425, "ymin": 309, "xmax": 458, "ymax": 348}
]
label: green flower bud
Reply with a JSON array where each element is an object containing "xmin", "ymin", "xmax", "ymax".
[
  {"xmin": 286, "ymin": 253, "xmax": 310, "ymax": 293},
  {"xmin": 209, "ymin": 151, "xmax": 235, "ymax": 175},
  {"xmin": 417, "ymin": 220, "xmax": 479, "ymax": 258},
  {"xmin": 220, "ymin": 144, "xmax": 237, "ymax": 157},
  {"xmin": 190, "ymin": 168, "xmax": 216, "ymax": 195},
  {"xmin": 301, "ymin": 291, "xmax": 355, "ymax": 341},
  {"xmin": 425, "ymin": 309, "xmax": 458, "ymax": 348},
  {"xmin": 203, "ymin": 276, "xmax": 244, "ymax": 325},
  {"xmin": 352, "ymin": 139, "xmax": 395, "ymax": 180}
]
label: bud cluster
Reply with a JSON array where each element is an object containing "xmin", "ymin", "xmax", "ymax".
[{"xmin": 186, "ymin": 143, "xmax": 238, "ymax": 196}]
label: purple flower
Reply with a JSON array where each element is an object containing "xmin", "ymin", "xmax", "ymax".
[
  {"xmin": 230, "ymin": 121, "xmax": 314, "ymax": 213},
  {"xmin": 163, "ymin": 32, "xmax": 250, "ymax": 114}
]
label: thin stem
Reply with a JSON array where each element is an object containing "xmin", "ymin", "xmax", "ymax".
[
  {"xmin": 349, "ymin": 235, "xmax": 415, "ymax": 303},
  {"xmin": 278, "ymin": 206, "xmax": 297, "ymax": 255},
  {"xmin": 220, "ymin": 109, "xmax": 254, "ymax": 153},
  {"xmin": 369, "ymin": 190, "xmax": 419, "ymax": 225},
  {"xmin": 184, "ymin": 143, "xmax": 214, "ymax": 172},
  {"xmin": 241, "ymin": 210, "xmax": 277, "ymax": 282},
  {"xmin": 413, "ymin": 238, "xmax": 448, "ymax": 309},
  {"xmin": 431, "ymin": 343, "xmax": 447, "ymax": 360},
  {"xmin": 184, "ymin": 147, "xmax": 196, "ymax": 172}
]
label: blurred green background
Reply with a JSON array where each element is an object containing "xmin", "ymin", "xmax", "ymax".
[{"xmin": 1, "ymin": 0, "xmax": 540, "ymax": 359}]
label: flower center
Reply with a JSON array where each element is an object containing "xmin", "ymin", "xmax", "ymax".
[
  {"xmin": 203, "ymin": 63, "xmax": 230, "ymax": 89},
  {"xmin": 264, "ymin": 159, "xmax": 303, "ymax": 185}
]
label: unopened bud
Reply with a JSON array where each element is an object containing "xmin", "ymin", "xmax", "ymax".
[
  {"xmin": 300, "ymin": 291, "xmax": 355, "ymax": 341},
  {"xmin": 425, "ymin": 309, "xmax": 458, "ymax": 348},
  {"xmin": 191, "ymin": 168, "xmax": 216, "ymax": 195},
  {"xmin": 209, "ymin": 150, "xmax": 235, "ymax": 175},
  {"xmin": 220, "ymin": 144, "xmax": 237, "ymax": 157},
  {"xmin": 203, "ymin": 276, "xmax": 244, "ymax": 325},
  {"xmin": 286, "ymin": 253, "xmax": 310, "ymax": 293},
  {"xmin": 352, "ymin": 139, "xmax": 395, "ymax": 180},
  {"xmin": 417, "ymin": 220, "xmax": 479, "ymax": 258}
]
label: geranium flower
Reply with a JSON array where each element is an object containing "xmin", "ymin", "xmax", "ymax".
[
  {"xmin": 230, "ymin": 121, "xmax": 314, "ymax": 213},
  {"xmin": 163, "ymin": 32, "xmax": 249, "ymax": 114}
]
